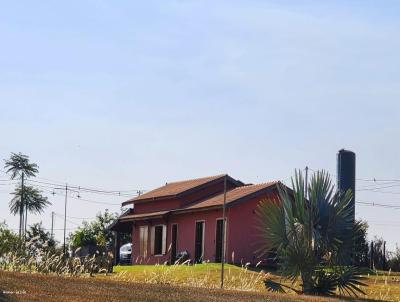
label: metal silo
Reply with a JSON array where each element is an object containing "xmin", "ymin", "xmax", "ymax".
[
  {"xmin": 337, "ymin": 149, "xmax": 356, "ymax": 264},
  {"xmin": 337, "ymin": 149, "xmax": 356, "ymax": 223}
]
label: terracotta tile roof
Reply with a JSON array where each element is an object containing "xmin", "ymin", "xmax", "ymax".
[
  {"xmin": 181, "ymin": 181, "xmax": 278, "ymax": 210},
  {"xmin": 114, "ymin": 181, "xmax": 280, "ymax": 223},
  {"xmin": 123, "ymin": 174, "xmax": 231, "ymax": 205}
]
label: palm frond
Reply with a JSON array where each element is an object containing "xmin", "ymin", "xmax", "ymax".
[
  {"xmin": 336, "ymin": 266, "xmax": 367, "ymax": 296},
  {"xmin": 4, "ymin": 152, "xmax": 39, "ymax": 179},
  {"xmin": 9, "ymin": 185, "xmax": 50, "ymax": 216},
  {"xmin": 257, "ymin": 169, "xmax": 367, "ymax": 297},
  {"xmin": 264, "ymin": 279, "xmax": 286, "ymax": 293},
  {"xmin": 255, "ymin": 195, "xmax": 287, "ymax": 253}
]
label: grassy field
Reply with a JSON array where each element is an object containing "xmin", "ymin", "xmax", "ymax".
[
  {"xmin": 111, "ymin": 263, "xmax": 266, "ymax": 291},
  {"xmin": 110, "ymin": 264, "xmax": 400, "ymax": 301},
  {"xmin": 1, "ymin": 264, "xmax": 399, "ymax": 301},
  {"xmin": 0, "ymin": 270, "xmax": 353, "ymax": 302}
]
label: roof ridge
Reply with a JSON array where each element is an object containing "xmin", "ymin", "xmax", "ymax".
[
  {"xmin": 233, "ymin": 181, "xmax": 279, "ymax": 189},
  {"xmin": 166, "ymin": 173, "xmax": 226, "ymax": 185}
]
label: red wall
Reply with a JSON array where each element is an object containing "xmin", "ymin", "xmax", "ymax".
[{"xmin": 130, "ymin": 189, "xmax": 278, "ymax": 265}]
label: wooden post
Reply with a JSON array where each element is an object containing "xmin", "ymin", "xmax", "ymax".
[
  {"xmin": 220, "ymin": 175, "xmax": 227, "ymax": 289},
  {"xmin": 20, "ymin": 172, "xmax": 24, "ymax": 239},
  {"xmin": 114, "ymin": 231, "xmax": 120, "ymax": 265},
  {"xmin": 51, "ymin": 211, "xmax": 55, "ymax": 239},
  {"xmin": 370, "ymin": 241, "xmax": 374, "ymax": 270},
  {"xmin": 63, "ymin": 184, "xmax": 68, "ymax": 256},
  {"xmin": 383, "ymin": 241, "xmax": 386, "ymax": 270}
]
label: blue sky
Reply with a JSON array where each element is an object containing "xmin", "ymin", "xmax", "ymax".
[{"xmin": 1, "ymin": 1, "xmax": 400, "ymax": 250}]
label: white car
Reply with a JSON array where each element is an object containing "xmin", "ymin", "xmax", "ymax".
[{"xmin": 119, "ymin": 243, "xmax": 132, "ymax": 264}]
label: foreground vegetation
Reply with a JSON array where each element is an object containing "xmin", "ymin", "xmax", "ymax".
[
  {"xmin": 0, "ymin": 270, "xmax": 366, "ymax": 302},
  {"xmin": 111, "ymin": 264, "xmax": 400, "ymax": 301},
  {"xmin": 257, "ymin": 170, "xmax": 367, "ymax": 296}
]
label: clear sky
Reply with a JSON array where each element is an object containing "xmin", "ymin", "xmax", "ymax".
[{"xmin": 0, "ymin": 1, "xmax": 400, "ymax": 250}]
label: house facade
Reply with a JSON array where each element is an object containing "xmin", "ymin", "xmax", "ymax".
[{"xmin": 112, "ymin": 174, "xmax": 281, "ymax": 265}]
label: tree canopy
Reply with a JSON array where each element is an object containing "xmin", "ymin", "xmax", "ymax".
[
  {"xmin": 9, "ymin": 185, "xmax": 50, "ymax": 216},
  {"xmin": 69, "ymin": 210, "xmax": 117, "ymax": 249},
  {"xmin": 4, "ymin": 152, "xmax": 38, "ymax": 179}
]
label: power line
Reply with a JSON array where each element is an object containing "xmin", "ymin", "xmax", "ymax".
[
  {"xmin": 54, "ymin": 214, "xmax": 81, "ymax": 227},
  {"xmin": 357, "ymin": 200, "xmax": 400, "ymax": 210},
  {"xmin": 358, "ymin": 178, "xmax": 400, "ymax": 183},
  {"xmin": 26, "ymin": 179, "xmax": 144, "ymax": 195},
  {"xmin": 357, "ymin": 184, "xmax": 400, "ymax": 192},
  {"xmin": 1, "ymin": 170, "xmax": 145, "ymax": 196},
  {"xmin": 69, "ymin": 193, "xmax": 121, "ymax": 206},
  {"xmin": 357, "ymin": 181, "xmax": 400, "ymax": 190},
  {"xmin": 307, "ymin": 167, "xmax": 400, "ymax": 183},
  {"xmin": 30, "ymin": 186, "xmax": 122, "ymax": 206},
  {"xmin": 53, "ymin": 212, "xmax": 95, "ymax": 220},
  {"xmin": 25, "ymin": 179, "xmax": 139, "ymax": 198},
  {"xmin": 359, "ymin": 190, "xmax": 400, "ymax": 196}
]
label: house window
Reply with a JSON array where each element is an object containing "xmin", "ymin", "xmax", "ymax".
[
  {"xmin": 151, "ymin": 225, "xmax": 167, "ymax": 256},
  {"xmin": 139, "ymin": 226, "xmax": 148, "ymax": 257}
]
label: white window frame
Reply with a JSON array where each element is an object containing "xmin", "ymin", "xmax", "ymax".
[{"xmin": 139, "ymin": 225, "xmax": 148, "ymax": 258}]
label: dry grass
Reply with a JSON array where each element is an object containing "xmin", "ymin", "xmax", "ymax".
[
  {"xmin": 362, "ymin": 270, "xmax": 400, "ymax": 301},
  {"xmin": 0, "ymin": 270, "xmax": 363, "ymax": 302},
  {"xmin": 110, "ymin": 263, "xmax": 267, "ymax": 291},
  {"xmin": 1, "ymin": 262, "xmax": 398, "ymax": 301},
  {"xmin": 111, "ymin": 264, "xmax": 400, "ymax": 301}
]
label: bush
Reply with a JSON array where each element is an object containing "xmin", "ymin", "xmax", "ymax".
[{"xmin": 0, "ymin": 221, "xmax": 21, "ymax": 257}]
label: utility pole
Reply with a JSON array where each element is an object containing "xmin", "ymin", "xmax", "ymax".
[
  {"xmin": 305, "ymin": 166, "xmax": 311, "ymax": 248},
  {"xmin": 51, "ymin": 211, "xmax": 55, "ymax": 239},
  {"xmin": 370, "ymin": 241, "xmax": 374, "ymax": 270},
  {"xmin": 305, "ymin": 166, "xmax": 308, "ymax": 198},
  {"xmin": 63, "ymin": 184, "xmax": 68, "ymax": 256},
  {"xmin": 220, "ymin": 175, "xmax": 227, "ymax": 289},
  {"xmin": 53, "ymin": 184, "xmax": 79, "ymax": 256},
  {"xmin": 383, "ymin": 241, "xmax": 386, "ymax": 270},
  {"xmin": 24, "ymin": 197, "xmax": 28, "ymax": 239},
  {"xmin": 20, "ymin": 172, "xmax": 25, "ymax": 239}
]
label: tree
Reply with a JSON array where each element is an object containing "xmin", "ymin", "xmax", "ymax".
[
  {"xmin": 353, "ymin": 220, "xmax": 369, "ymax": 268},
  {"xmin": 69, "ymin": 210, "xmax": 117, "ymax": 250},
  {"xmin": 4, "ymin": 152, "xmax": 39, "ymax": 238},
  {"xmin": 256, "ymin": 170, "xmax": 367, "ymax": 296},
  {"xmin": 25, "ymin": 222, "xmax": 56, "ymax": 254},
  {"xmin": 369, "ymin": 237, "xmax": 386, "ymax": 270},
  {"xmin": 0, "ymin": 221, "xmax": 21, "ymax": 257},
  {"xmin": 9, "ymin": 185, "xmax": 50, "ymax": 238},
  {"xmin": 388, "ymin": 246, "xmax": 400, "ymax": 272}
]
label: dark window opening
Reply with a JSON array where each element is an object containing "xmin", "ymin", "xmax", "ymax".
[{"xmin": 154, "ymin": 225, "xmax": 163, "ymax": 255}]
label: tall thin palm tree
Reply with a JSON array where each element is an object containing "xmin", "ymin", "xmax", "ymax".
[
  {"xmin": 256, "ymin": 170, "xmax": 366, "ymax": 296},
  {"xmin": 4, "ymin": 152, "xmax": 39, "ymax": 238},
  {"xmin": 10, "ymin": 185, "xmax": 51, "ymax": 236}
]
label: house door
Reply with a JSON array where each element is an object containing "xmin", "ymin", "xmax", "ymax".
[
  {"xmin": 171, "ymin": 224, "xmax": 178, "ymax": 263},
  {"xmin": 215, "ymin": 219, "xmax": 224, "ymax": 263},
  {"xmin": 194, "ymin": 221, "xmax": 204, "ymax": 263}
]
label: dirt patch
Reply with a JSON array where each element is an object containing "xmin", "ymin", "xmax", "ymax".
[{"xmin": 0, "ymin": 270, "xmax": 367, "ymax": 302}]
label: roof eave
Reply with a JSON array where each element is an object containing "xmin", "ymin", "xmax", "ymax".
[{"xmin": 122, "ymin": 194, "xmax": 177, "ymax": 206}]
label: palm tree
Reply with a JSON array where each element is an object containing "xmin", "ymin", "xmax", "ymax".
[
  {"xmin": 10, "ymin": 185, "xmax": 51, "ymax": 236},
  {"xmin": 4, "ymin": 152, "xmax": 39, "ymax": 238},
  {"xmin": 256, "ymin": 170, "xmax": 367, "ymax": 296}
]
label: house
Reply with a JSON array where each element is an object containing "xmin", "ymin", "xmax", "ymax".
[{"xmin": 111, "ymin": 174, "xmax": 282, "ymax": 265}]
